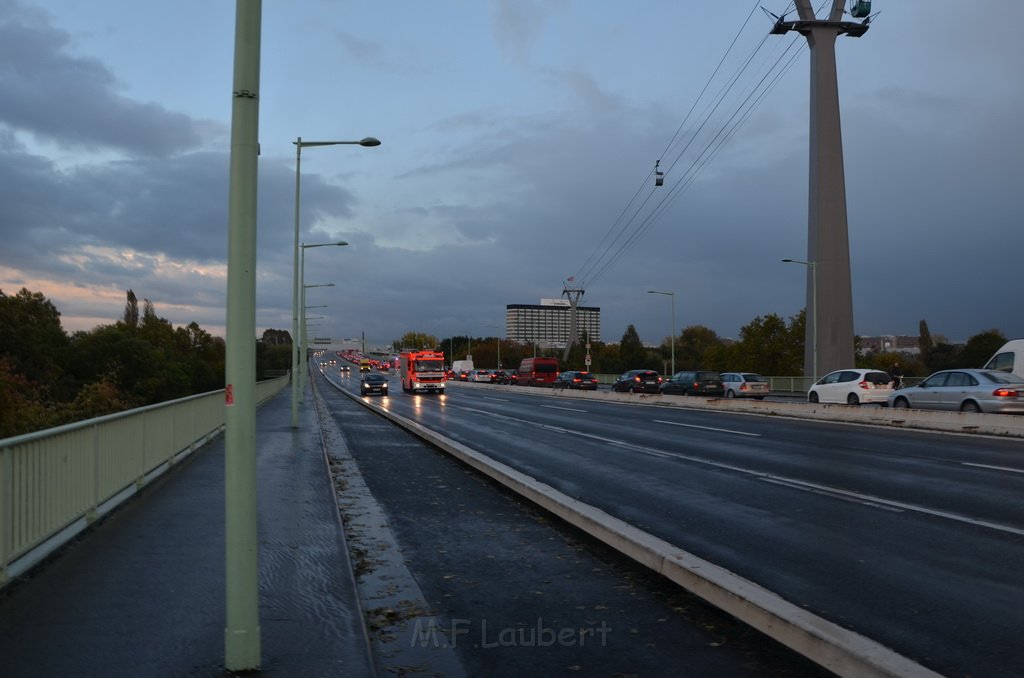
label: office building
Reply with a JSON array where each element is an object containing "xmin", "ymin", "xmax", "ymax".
[{"xmin": 506, "ymin": 299, "xmax": 601, "ymax": 346}]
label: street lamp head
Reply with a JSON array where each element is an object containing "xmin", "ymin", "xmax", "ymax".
[{"xmin": 358, "ymin": 137, "xmax": 381, "ymax": 147}]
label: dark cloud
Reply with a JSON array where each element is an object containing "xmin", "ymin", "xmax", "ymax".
[{"xmin": 0, "ymin": 8, "xmax": 215, "ymax": 156}]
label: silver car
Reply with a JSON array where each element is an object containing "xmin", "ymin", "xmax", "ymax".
[
  {"xmin": 888, "ymin": 369, "xmax": 1024, "ymax": 414},
  {"xmin": 721, "ymin": 372, "xmax": 770, "ymax": 399}
]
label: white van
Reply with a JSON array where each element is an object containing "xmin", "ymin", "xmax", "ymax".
[{"xmin": 983, "ymin": 339, "xmax": 1024, "ymax": 376}]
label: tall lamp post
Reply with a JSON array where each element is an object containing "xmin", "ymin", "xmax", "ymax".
[
  {"xmin": 647, "ymin": 290, "xmax": 676, "ymax": 376},
  {"xmin": 291, "ymin": 137, "xmax": 379, "ymax": 428},
  {"xmin": 300, "ymin": 282, "xmax": 334, "ymax": 400},
  {"xmin": 224, "ymin": 1, "xmax": 261, "ymax": 669},
  {"xmin": 782, "ymin": 258, "xmax": 818, "ymax": 383},
  {"xmin": 296, "ymin": 240, "xmax": 346, "ymax": 405}
]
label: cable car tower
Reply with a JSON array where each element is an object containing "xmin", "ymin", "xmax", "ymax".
[
  {"xmin": 769, "ymin": 0, "xmax": 872, "ymax": 380},
  {"xmin": 561, "ymin": 280, "xmax": 585, "ymax": 362}
]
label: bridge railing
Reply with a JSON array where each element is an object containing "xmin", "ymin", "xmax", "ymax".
[{"xmin": 0, "ymin": 375, "xmax": 288, "ymax": 588}]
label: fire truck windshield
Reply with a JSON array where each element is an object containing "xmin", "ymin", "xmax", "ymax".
[{"xmin": 415, "ymin": 359, "xmax": 444, "ymax": 372}]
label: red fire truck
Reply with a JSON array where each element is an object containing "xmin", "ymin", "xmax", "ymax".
[{"xmin": 400, "ymin": 350, "xmax": 447, "ymax": 394}]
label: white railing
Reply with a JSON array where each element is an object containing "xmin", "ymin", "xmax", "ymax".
[{"xmin": 0, "ymin": 376, "xmax": 287, "ymax": 587}]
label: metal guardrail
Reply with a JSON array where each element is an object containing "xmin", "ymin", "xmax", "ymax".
[{"xmin": 0, "ymin": 375, "xmax": 288, "ymax": 587}]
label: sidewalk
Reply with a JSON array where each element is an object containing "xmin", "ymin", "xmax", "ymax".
[{"xmin": 0, "ymin": 387, "xmax": 374, "ymax": 677}]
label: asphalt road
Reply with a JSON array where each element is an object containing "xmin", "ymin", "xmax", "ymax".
[
  {"xmin": 323, "ymin": 367, "xmax": 1024, "ymax": 677},
  {"xmin": 316, "ymin": 370, "xmax": 829, "ymax": 677}
]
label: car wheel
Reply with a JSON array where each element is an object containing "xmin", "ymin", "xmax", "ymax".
[
  {"xmin": 725, "ymin": 390, "xmax": 735, "ymax": 398},
  {"xmin": 847, "ymin": 392, "xmax": 860, "ymax": 406},
  {"xmin": 808, "ymin": 391, "xmax": 819, "ymax": 404},
  {"xmin": 960, "ymin": 401, "xmax": 981, "ymax": 413},
  {"xmin": 893, "ymin": 397, "xmax": 909, "ymax": 409},
  {"xmin": 629, "ymin": 386, "xmax": 636, "ymax": 394}
]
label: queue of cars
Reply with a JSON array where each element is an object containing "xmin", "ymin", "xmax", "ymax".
[{"xmin": 341, "ymin": 338, "xmax": 1024, "ymax": 415}]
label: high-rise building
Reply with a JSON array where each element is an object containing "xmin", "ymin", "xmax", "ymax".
[{"xmin": 506, "ymin": 299, "xmax": 601, "ymax": 346}]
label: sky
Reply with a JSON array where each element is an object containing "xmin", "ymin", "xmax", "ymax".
[{"xmin": 1, "ymin": 0, "xmax": 1022, "ymax": 349}]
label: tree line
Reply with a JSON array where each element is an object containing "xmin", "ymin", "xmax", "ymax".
[
  {"xmin": 0, "ymin": 288, "xmax": 291, "ymax": 439},
  {"xmin": 3, "ymin": 286, "xmax": 1008, "ymax": 439},
  {"xmin": 400, "ymin": 315, "xmax": 1008, "ymax": 379}
]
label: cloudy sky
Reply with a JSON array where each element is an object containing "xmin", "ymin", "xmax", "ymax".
[{"xmin": 1, "ymin": 0, "xmax": 1021, "ymax": 349}]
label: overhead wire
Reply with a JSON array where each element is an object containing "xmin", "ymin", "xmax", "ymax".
[{"xmin": 573, "ymin": 1, "xmax": 835, "ymax": 290}]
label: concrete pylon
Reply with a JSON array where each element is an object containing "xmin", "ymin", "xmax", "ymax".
[{"xmin": 772, "ymin": 0, "xmax": 868, "ymax": 380}]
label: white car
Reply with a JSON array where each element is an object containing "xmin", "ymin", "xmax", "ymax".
[
  {"xmin": 808, "ymin": 369, "xmax": 893, "ymax": 406},
  {"xmin": 469, "ymin": 369, "xmax": 493, "ymax": 383},
  {"xmin": 721, "ymin": 372, "xmax": 770, "ymax": 399}
]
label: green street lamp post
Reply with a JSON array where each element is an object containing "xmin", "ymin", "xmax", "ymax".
[
  {"xmin": 296, "ymin": 241, "xmax": 346, "ymax": 403},
  {"xmin": 291, "ymin": 137, "xmax": 379, "ymax": 428},
  {"xmin": 300, "ymin": 282, "xmax": 334, "ymax": 400}
]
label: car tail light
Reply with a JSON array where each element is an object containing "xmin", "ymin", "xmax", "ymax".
[
  {"xmin": 740, "ymin": 383, "xmax": 748, "ymax": 391},
  {"xmin": 993, "ymin": 388, "xmax": 1019, "ymax": 397},
  {"xmin": 858, "ymin": 380, "xmax": 871, "ymax": 389},
  {"xmin": 634, "ymin": 376, "xmax": 641, "ymax": 382},
  {"xmin": 573, "ymin": 377, "xmax": 581, "ymax": 383}
]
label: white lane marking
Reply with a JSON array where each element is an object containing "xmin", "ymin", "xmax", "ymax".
[
  {"xmin": 760, "ymin": 478, "xmax": 904, "ymax": 513},
  {"xmin": 757, "ymin": 476, "xmax": 1024, "ymax": 538},
  {"xmin": 452, "ymin": 404, "xmax": 1024, "ymax": 537},
  {"xmin": 480, "ymin": 396, "xmax": 511, "ymax": 402},
  {"xmin": 654, "ymin": 419, "xmax": 761, "ymax": 437},
  {"xmin": 962, "ymin": 462, "xmax": 1024, "ymax": 474},
  {"xmin": 542, "ymin": 405, "xmax": 589, "ymax": 413}
]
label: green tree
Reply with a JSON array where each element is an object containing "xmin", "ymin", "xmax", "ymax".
[
  {"xmin": 394, "ymin": 331, "xmax": 439, "ymax": 351},
  {"xmin": 0, "ymin": 288, "xmax": 71, "ymax": 396},
  {"xmin": 123, "ymin": 289, "xmax": 140, "ymax": 328},
  {"xmin": 732, "ymin": 312, "xmax": 803, "ymax": 375},
  {"xmin": 674, "ymin": 325, "xmax": 723, "ymax": 371},
  {"xmin": 959, "ymin": 329, "xmax": 1006, "ymax": 368},
  {"xmin": 261, "ymin": 328, "xmax": 291, "ymax": 345},
  {"xmin": 919, "ymin": 319, "xmax": 934, "ymax": 367},
  {"xmin": 0, "ymin": 357, "xmax": 57, "ymax": 437},
  {"xmin": 616, "ymin": 325, "xmax": 648, "ymax": 373}
]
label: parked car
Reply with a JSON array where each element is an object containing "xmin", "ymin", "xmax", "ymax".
[
  {"xmin": 660, "ymin": 370, "xmax": 725, "ymax": 396},
  {"xmin": 458, "ymin": 370, "xmax": 470, "ymax": 381},
  {"xmin": 553, "ymin": 370, "xmax": 599, "ymax": 390},
  {"xmin": 612, "ymin": 369, "xmax": 662, "ymax": 394},
  {"xmin": 494, "ymin": 369, "xmax": 517, "ymax": 385},
  {"xmin": 469, "ymin": 369, "xmax": 493, "ymax": 383},
  {"xmin": 888, "ymin": 369, "xmax": 1024, "ymax": 414},
  {"xmin": 359, "ymin": 373, "xmax": 389, "ymax": 396},
  {"xmin": 720, "ymin": 372, "xmax": 769, "ymax": 399},
  {"xmin": 808, "ymin": 369, "xmax": 892, "ymax": 405}
]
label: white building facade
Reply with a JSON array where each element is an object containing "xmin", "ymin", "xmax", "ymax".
[{"xmin": 506, "ymin": 299, "xmax": 601, "ymax": 346}]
